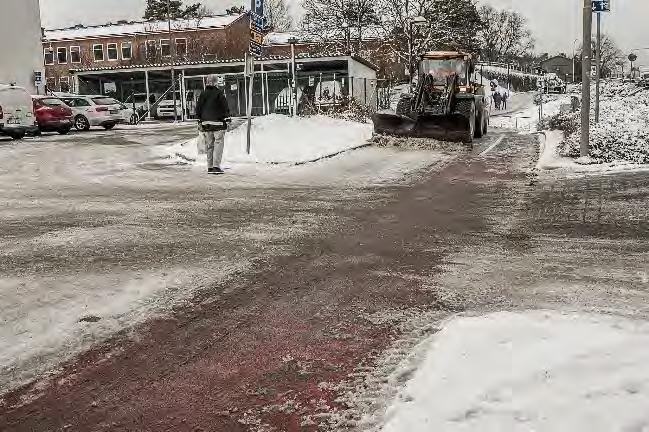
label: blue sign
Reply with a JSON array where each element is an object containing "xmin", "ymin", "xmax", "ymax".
[
  {"xmin": 251, "ymin": 0, "xmax": 264, "ymax": 19},
  {"xmin": 249, "ymin": 40, "xmax": 263, "ymax": 57},
  {"xmin": 250, "ymin": 13, "xmax": 267, "ymax": 32},
  {"xmin": 592, "ymin": 0, "xmax": 610, "ymax": 12}
]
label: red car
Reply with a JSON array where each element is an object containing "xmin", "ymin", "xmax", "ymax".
[{"xmin": 32, "ymin": 96, "xmax": 73, "ymax": 135}]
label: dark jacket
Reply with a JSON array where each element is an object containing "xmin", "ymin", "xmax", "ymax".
[{"xmin": 196, "ymin": 86, "xmax": 230, "ymax": 123}]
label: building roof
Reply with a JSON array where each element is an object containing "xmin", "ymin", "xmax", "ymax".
[
  {"xmin": 69, "ymin": 52, "xmax": 379, "ymax": 74},
  {"xmin": 44, "ymin": 14, "xmax": 243, "ymax": 42},
  {"xmin": 540, "ymin": 55, "xmax": 572, "ymax": 65}
]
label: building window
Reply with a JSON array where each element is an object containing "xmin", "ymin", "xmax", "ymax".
[
  {"xmin": 57, "ymin": 47, "xmax": 67, "ymax": 64},
  {"xmin": 107, "ymin": 43, "xmax": 118, "ymax": 61},
  {"xmin": 44, "ymin": 48, "xmax": 54, "ymax": 65},
  {"xmin": 93, "ymin": 44, "xmax": 104, "ymax": 62},
  {"xmin": 70, "ymin": 46, "xmax": 81, "ymax": 64},
  {"xmin": 59, "ymin": 76, "xmax": 70, "ymax": 92},
  {"xmin": 146, "ymin": 40, "xmax": 157, "ymax": 60},
  {"xmin": 175, "ymin": 38, "xmax": 187, "ymax": 57},
  {"xmin": 121, "ymin": 42, "xmax": 132, "ymax": 60},
  {"xmin": 160, "ymin": 39, "xmax": 171, "ymax": 57}
]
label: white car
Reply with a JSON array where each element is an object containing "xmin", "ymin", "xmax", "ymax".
[
  {"xmin": 0, "ymin": 84, "xmax": 37, "ymax": 139},
  {"xmin": 156, "ymin": 91, "xmax": 198, "ymax": 119},
  {"xmin": 57, "ymin": 94, "xmax": 128, "ymax": 131}
]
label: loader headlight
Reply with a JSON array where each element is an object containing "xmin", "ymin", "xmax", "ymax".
[{"xmin": 458, "ymin": 86, "xmax": 471, "ymax": 93}]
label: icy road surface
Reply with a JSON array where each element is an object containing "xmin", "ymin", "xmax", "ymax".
[{"xmin": 0, "ymin": 123, "xmax": 450, "ymax": 395}]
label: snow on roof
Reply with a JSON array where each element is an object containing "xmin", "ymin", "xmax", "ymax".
[{"xmin": 45, "ymin": 14, "xmax": 243, "ymax": 41}]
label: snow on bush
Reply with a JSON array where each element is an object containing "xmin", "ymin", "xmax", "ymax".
[
  {"xmin": 559, "ymin": 81, "xmax": 649, "ymax": 164},
  {"xmin": 479, "ymin": 65, "xmax": 539, "ymax": 92}
]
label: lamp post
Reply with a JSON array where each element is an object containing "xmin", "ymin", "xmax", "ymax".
[
  {"xmin": 572, "ymin": 38, "xmax": 579, "ymax": 83},
  {"xmin": 407, "ymin": 16, "xmax": 428, "ymax": 91},
  {"xmin": 167, "ymin": 0, "xmax": 177, "ymax": 122},
  {"xmin": 341, "ymin": 22, "xmax": 351, "ymax": 54},
  {"xmin": 288, "ymin": 37, "xmax": 298, "ymax": 116}
]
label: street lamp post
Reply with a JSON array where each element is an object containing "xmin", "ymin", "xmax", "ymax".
[
  {"xmin": 288, "ymin": 37, "xmax": 298, "ymax": 117},
  {"xmin": 341, "ymin": 22, "xmax": 351, "ymax": 54},
  {"xmin": 407, "ymin": 16, "xmax": 428, "ymax": 91},
  {"xmin": 167, "ymin": 0, "xmax": 177, "ymax": 122},
  {"xmin": 580, "ymin": 0, "xmax": 592, "ymax": 158}
]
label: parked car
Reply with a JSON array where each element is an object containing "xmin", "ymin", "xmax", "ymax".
[
  {"xmin": 123, "ymin": 92, "xmax": 160, "ymax": 123},
  {"xmin": 56, "ymin": 94, "xmax": 127, "ymax": 131},
  {"xmin": 0, "ymin": 84, "xmax": 37, "ymax": 140},
  {"xmin": 314, "ymin": 80, "xmax": 346, "ymax": 107},
  {"xmin": 32, "ymin": 96, "xmax": 73, "ymax": 135},
  {"xmin": 156, "ymin": 91, "xmax": 198, "ymax": 119}
]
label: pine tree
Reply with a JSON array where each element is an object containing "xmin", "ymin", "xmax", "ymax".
[{"xmin": 143, "ymin": 0, "xmax": 203, "ymax": 20}]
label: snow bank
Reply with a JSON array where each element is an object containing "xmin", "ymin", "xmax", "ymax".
[
  {"xmin": 169, "ymin": 114, "xmax": 373, "ymax": 166},
  {"xmin": 381, "ymin": 310, "xmax": 649, "ymax": 432},
  {"xmin": 562, "ymin": 81, "xmax": 649, "ymax": 164}
]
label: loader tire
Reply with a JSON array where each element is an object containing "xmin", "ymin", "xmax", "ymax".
[
  {"xmin": 475, "ymin": 107, "xmax": 488, "ymax": 138},
  {"xmin": 455, "ymin": 99, "xmax": 476, "ymax": 144},
  {"xmin": 396, "ymin": 94, "xmax": 413, "ymax": 116}
]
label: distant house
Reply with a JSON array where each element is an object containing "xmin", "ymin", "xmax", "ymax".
[{"xmin": 540, "ymin": 55, "xmax": 574, "ymax": 83}]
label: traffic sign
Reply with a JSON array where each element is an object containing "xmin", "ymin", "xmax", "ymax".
[
  {"xmin": 592, "ymin": 0, "xmax": 610, "ymax": 12},
  {"xmin": 250, "ymin": 13, "xmax": 267, "ymax": 32},
  {"xmin": 251, "ymin": 0, "xmax": 265, "ymax": 22},
  {"xmin": 249, "ymin": 40, "xmax": 263, "ymax": 57}
]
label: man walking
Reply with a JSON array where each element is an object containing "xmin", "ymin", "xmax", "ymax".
[{"xmin": 196, "ymin": 75, "xmax": 230, "ymax": 175}]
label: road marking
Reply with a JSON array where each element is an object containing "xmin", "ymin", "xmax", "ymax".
[{"xmin": 479, "ymin": 135, "xmax": 505, "ymax": 157}]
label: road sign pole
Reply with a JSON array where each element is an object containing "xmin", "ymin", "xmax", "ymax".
[
  {"xmin": 595, "ymin": 11, "xmax": 601, "ymax": 123},
  {"xmin": 581, "ymin": 0, "xmax": 592, "ymax": 158}
]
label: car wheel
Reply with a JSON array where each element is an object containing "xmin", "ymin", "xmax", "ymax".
[
  {"xmin": 74, "ymin": 115, "xmax": 91, "ymax": 131},
  {"xmin": 58, "ymin": 127, "xmax": 71, "ymax": 135},
  {"xmin": 103, "ymin": 123, "xmax": 116, "ymax": 130},
  {"xmin": 9, "ymin": 131, "xmax": 26, "ymax": 140}
]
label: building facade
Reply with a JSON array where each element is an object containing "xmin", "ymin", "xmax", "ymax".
[
  {"xmin": 43, "ymin": 14, "xmax": 250, "ymax": 93},
  {"xmin": 0, "ymin": 0, "xmax": 45, "ymax": 93},
  {"xmin": 540, "ymin": 55, "xmax": 574, "ymax": 83}
]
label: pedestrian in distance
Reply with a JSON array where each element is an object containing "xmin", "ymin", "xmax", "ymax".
[
  {"xmin": 196, "ymin": 74, "xmax": 230, "ymax": 175},
  {"xmin": 493, "ymin": 90, "xmax": 502, "ymax": 110},
  {"xmin": 502, "ymin": 91, "xmax": 509, "ymax": 110}
]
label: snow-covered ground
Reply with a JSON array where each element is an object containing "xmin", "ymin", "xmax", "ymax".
[
  {"xmin": 167, "ymin": 114, "xmax": 373, "ymax": 166},
  {"xmin": 381, "ymin": 310, "xmax": 649, "ymax": 432},
  {"xmin": 491, "ymin": 93, "xmax": 568, "ymax": 131}
]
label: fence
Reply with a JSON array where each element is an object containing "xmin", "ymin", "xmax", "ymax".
[{"xmin": 181, "ymin": 73, "xmax": 393, "ymax": 119}]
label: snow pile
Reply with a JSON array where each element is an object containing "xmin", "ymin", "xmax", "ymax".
[
  {"xmin": 169, "ymin": 114, "xmax": 373, "ymax": 165},
  {"xmin": 562, "ymin": 81, "xmax": 649, "ymax": 164},
  {"xmin": 381, "ymin": 310, "xmax": 649, "ymax": 432}
]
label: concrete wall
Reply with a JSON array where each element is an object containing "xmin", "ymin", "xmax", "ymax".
[{"xmin": 0, "ymin": 0, "xmax": 44, "ymax": 93}]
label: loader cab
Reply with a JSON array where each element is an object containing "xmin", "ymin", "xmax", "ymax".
[{"xmin": 419, "ymin": 51, "xmax": 475, "ymax": 87}]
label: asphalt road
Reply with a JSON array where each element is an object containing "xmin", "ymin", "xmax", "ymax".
[{"xmin": 2, "ymin": 123, "xmax": 648, "ymax": 431}]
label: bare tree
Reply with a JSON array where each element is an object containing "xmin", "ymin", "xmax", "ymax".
[
  {"xmin": 266, "ymin": 0, "xmax": 293, "ymax": 31},
  {"xmin": 301, "ymin": 0, "xmax": 380, "ymax": 51},
  {"xmin": 592, "ymin": 34, "xmax": 624, "ymax": 78},
  {"xmin": 477, "ymin": 5, "xmax": 535, "ymax": 62},
  {"xmin": 375, "ymin": 0, "xmax": 482, "ymax": 68}
]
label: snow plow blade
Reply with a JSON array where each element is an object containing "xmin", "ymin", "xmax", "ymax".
[{"xmin": 371, "ymin": 112, "xmax": 471, "ymax": 142}]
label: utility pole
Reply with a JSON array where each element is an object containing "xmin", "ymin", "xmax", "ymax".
[
  {"xmin": 580, "ymin": 0, "xmax": 592, "ymax": 157},
  {"xmin": 595, "ymin": 11, "xmax": 601, "ymax": 123},
  {"xmin": 167, "ymin": 0, "xmax": 177, "ymax": 122}
]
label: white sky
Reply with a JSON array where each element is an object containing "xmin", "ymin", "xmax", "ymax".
[{"xmin": 40, "ymin": 0, "xmax": 649, "ymax": 62}]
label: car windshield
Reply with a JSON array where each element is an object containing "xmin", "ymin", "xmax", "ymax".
[
  {"xmin": 420, "ymin": 59, "xmax": 468, "ymax": 85},
  {"xmin": 40, "ymin": 98, "xmax": 66, "ymax": 107},
  {"xmin": 92, "ymin": 97, "xmax": 120, "ymax": 106}
]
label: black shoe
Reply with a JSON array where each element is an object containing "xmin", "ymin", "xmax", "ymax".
[{"xmin": 208, "ymin": 167, "xmax": 224, "ymax": 175}]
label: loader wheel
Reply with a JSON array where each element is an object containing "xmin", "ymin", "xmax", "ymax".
[
  {"xmin": 475, "ymin": 108, "xmax": 488, "ymax": 138},
  {"xmin": 455, "ymin": 99, "xmax": 476, "ymax": 144},
  {"xmin": 396, "ymin": 94, "xmax": 414, "ymax": 116}
]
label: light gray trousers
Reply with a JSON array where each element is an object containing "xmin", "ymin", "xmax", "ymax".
[{"xmin": 201, "ymin": 130, "xmax": 226, "ymax": 169}]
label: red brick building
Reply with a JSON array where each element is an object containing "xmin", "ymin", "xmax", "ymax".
[
  {"xmin": 43, "ymin": 13, "xmax": 250, "ymax": 93},
  {"xmin": 41, "ymin": 15, "xmax": 388, "ymax": 117}
]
